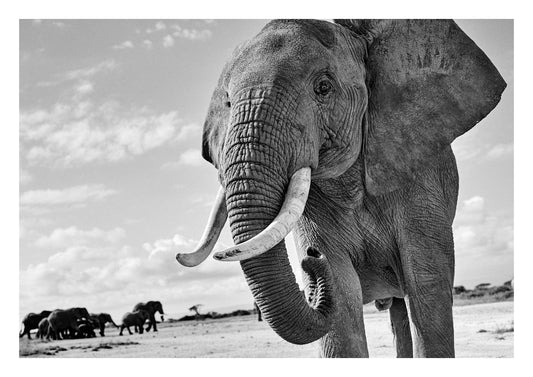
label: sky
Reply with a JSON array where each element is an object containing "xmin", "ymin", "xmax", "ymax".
[{"xmin": 19, "ymin": 19, "xmax": 513, "ymax": 321}]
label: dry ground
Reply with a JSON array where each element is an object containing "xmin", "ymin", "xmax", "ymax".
[{"xmin": 19, "ymin": 301, "xmax": 513, "ymax": 358}]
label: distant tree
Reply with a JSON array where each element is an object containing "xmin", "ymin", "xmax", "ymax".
[
  {"xmin": 453, "ymin": 285, "xmax": 466, "ymax": 294},
  {"xmin": 475, "ymin": 283, "xmax": 491, "ymax": 290},
  {"xmin": 188, "ymin": 304, "xmax": 203, "ymax": 316}
]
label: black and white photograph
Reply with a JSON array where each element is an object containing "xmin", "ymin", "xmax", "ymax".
[{"xmin": 14, "ymin": 2, "xmax": 519, "ymax": 363}]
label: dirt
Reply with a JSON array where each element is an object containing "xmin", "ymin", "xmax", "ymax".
[{"xmin": 19, "ymin": 301, "xmax": 513, "ymax": 358}]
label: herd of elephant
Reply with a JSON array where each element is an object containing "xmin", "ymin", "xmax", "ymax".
[{"xmin": 19, "ymin": 301, "xmax": 165, "ymax": 341}]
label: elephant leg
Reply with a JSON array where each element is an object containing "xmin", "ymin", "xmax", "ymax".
[
  {"xmin": 145, "ymin": 317, "xmax": 154, "ymax": 332},
  {"xmin": 400, "ymin": 228, "xmax": 455, "ymax": 357},
  {"xmin": 314, "ymin": 254, "xmax": 368, "ymax": 357},
  {"xmin": 119, "ymin": 326, "xmax": 124, "ymax": 336},
  {"xmin": 100, "ymin": 323, "xmax": 105, "ymax": 336},
  {"xmin": 127, "ymin": 326, "xmax": 133, "ymax": 335},
  {"xmin": 389, "ymin": 297, "xmax": 413, "ymax": 358}
]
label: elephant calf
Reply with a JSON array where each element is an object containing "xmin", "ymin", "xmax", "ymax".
[
  {"xmin": 90, "ymin": 313, "xmax": 119, "ymax": 336},
  {"xmin": 119, "ymin": 310, "xmax": 150, "ymax": 336},
  {"xmin": 36, "ymin": 318, "xmax": 54, "ymax": 340}
]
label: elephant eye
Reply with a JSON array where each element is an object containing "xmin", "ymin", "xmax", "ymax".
[{"xmin": 314, "ymin": 80, "xmax": 333, "ymax": 97}]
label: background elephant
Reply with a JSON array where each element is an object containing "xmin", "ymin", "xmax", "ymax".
[
  {"xmin": 20, "ymin": 310, "xmax": 51, "ymax": 339},
  {"xmin": 119, "ymin": 310, "xmax": 150, "ymax": 335},
  {"xmin": 47, "ymin": 307, "xmax": 90, "ymax": 340},
  {"xmin": 132, "ymin": 301, "xmax": 164, "ymax": 332},
  {"xmin": 90, "ymin": 313, "xmax": 119, "ymax": 336},
  {"xmin": 36, "ymin": 317, "xmax": 54, "ymax": 340},
  {"xmin": 176, "ymin": 19, "xmax": 505, "ymax": 357},
  {"xmin": 76, "ymin": 318, "xmax": 96, "ymax": 338}
]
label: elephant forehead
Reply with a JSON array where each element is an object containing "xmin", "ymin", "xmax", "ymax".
[{"xmin": 230, "ymin": 24, "xmax": 333, "ymax": 87}]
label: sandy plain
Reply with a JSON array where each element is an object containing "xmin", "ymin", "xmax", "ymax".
[{"xmin": 19, "ymin": 301, "xmax": 513, "ymax": 358}]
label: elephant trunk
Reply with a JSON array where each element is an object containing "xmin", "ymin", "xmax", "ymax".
[{"xmin": 221, "ymin": 100, "xmax": 335, "ymax": 344}]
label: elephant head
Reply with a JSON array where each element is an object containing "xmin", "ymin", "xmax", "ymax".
[
  {"xmin": 100, "ymin": 313, "xmax": 119, "ymax": 327},
  {"xmin": 148, "ymin": 301, "xmax": 164, "ymax": 321},
  {"xmin": 70, "ymin": 307, "xmax": 90, "ymax": 320},
  {"xmin": 177, "ymin": 20, "xmax": 505, "ymax": 345}
]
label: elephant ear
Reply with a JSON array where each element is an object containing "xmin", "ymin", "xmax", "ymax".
[
  {"xmin": 334, "ymin": 19, "xmax": 506, "ymax": 195},
  {"xmin": 202, "ymin": 43, "xmax": 247, "ymax": 168},
  {"xmin": 202, "ymin": 76, "xmax": 229, "ymax": 167}
]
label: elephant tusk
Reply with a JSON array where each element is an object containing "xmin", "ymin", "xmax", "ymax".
[
  {"xmin": 213, "ymin": 167, "xmax": 311, "ymax": 262},
  {"xmin": 176, "ymin": 187, "xmax": 228, "ymax": 267}
]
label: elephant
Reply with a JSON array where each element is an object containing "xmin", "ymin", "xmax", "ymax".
[
  {"xmin": 19, "ymin": 310, "xmax": 51, "ymax": 339},
  {"xmin": 175, "ymin": 19, "xmax": 506, "ymax": 358},
  {"xmin": 132, "ymin": 301, "xmax": 164, "ymax": 332},
  {"xmin": 119, "ymin": 310, "xmax": 150, "ymax": 335},
  {"xmin": 36, "ymin": 317, "xmax": 55, "ymax": 340},
  {"xmin": 76, "ymin": 318, "xmax": 97, "ymax": 338},
  {"xmin": 90, "ymin": 313, "xmax": 119, "ymax": 336},
  {"xmin": 47, "ymin": 307, "xmax": 90, "ymax": 340}
]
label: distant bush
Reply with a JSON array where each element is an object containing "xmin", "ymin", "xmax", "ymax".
[
  {"xmin": 453, "ymin": 286, "xmax": 467, "ymax": 294},
  {"xmin": 176, "ymin": 309, "xmax": 254, "ymax": 322},
  {"xmin": 453, "ymin": 282, "xmax": 513, "ymax": 306},
  {"xmin": 488, "ymin": 285, "xmax": 511, "ymax": 295}
]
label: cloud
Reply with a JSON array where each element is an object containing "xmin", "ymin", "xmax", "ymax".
[
  {"xmin": 452, "ymin": 141, "xmax": 513, "ymax": 163},
  {"xmin": 146, "ymin": 21, "xmax": 167, "ymax": 34},
  {"xmin": 21, "ymin": 57, "xmax": 200, "ymax": 167},
  {"xmin": 161, "ymin": 148, "xmax": 205, "ymax": 170},
  {"xmin": 20, "ymin": 98, "xmax": 197, "ymax": 167},
  {"xmin": 178, "ymin": 148, "xmax": 204, "ymax": 166},
  {"xmin": 75, "ymin": 80, "xmax": 94, "ymax": 95},
  {"xmin": 20, "ymin": 184, "xmax": 116, "ymax": 206},
  {"xmin": 36, "ymin": 59, "xmax": 118, "ymax": 89},
  {"xmin": 112, "ymin": 40, "xmax": 134, "ymax": 50},
  {"xmin": 35, "ymin": 226, "xmax": 126, "ymax": 249},
  {"xmin": 171, "ymin": 24, "xmax": 212, "ymax": 41},
  {"xmin": 162, "ymin": 35, "xmax": 174, "ymax": 48},
  {"xmin": 20, "ymin": 169, "xmax": 32, "ymax": 185},
  {"xmin": 63, "ymin": 60, "xmax": 118, "ymax": 82},
  {"xmin": 142, "ymin": 21, "xmax": 213, "ymax": 43},
  {"xmin": 20, "ymin": 232, "xmax": 244, "ymax": 318},
  {"xmin": 142, "ymin": 39, "xmax": 153, "ymax": 49},
  {"xmin": 486, "ymin": 143, "xmax": 514, "ymax": 160},
  {"xmin": 453, "ymin": 195, "xmax": 513, "ymax": 259}
]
